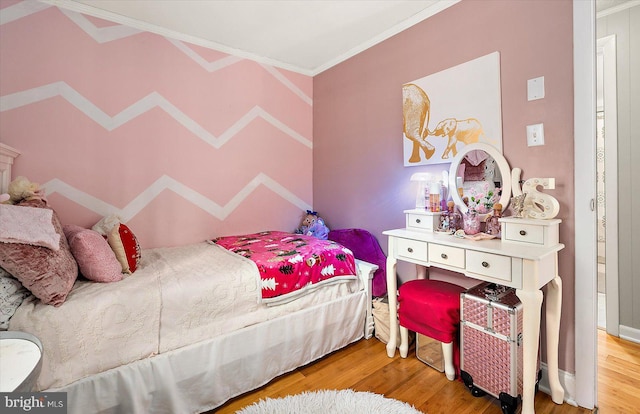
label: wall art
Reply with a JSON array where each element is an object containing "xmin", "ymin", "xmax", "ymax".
[{"xmin": 402, "ymin": 51, "xmax": 502, "ymax": 166}]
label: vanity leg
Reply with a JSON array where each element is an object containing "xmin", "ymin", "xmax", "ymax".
[
  {"xmin": 545, "ymin": 275, "xmax": 565, "ymax": 404},
  {"xmin": 386, "ymin": 253, "xmax": 398, "ymax": 358},
  {"xmin": 442, "ymin": 341, "xmax": 455, "ymax": 381},
  {"xmin": 516, "ymin": 288, "xmax": 543, "ymax": 414},
  {"xmin": 399, "ymin": 326, "xmax": 410, "ymax": 358},
  {"xmin": 416, "ymin": 264, "xmax": 428, "ymax": 279}
]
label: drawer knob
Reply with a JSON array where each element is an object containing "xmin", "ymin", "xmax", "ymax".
[
  {"xmin": 482, "ymin": 261, "xmax": 490, "ymax": 268},
  {"xmin": 415, "ymin": 218, "xmax": 421, "ymax": 224},
  {"xmin": 519, "ymin": 230, "xmax": 527, "ymax": 236},
  {"xmin": 441, "ymin": 253, "xmax": 448, "ymax": 259},
  {"xmin": 407, "ymin": 247, "xmax": 414, "ymax": 253}
]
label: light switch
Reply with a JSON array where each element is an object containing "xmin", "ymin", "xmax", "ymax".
[
  {"xmin": 526, "ymin": 123, "xmax": 544, "ymax": 146},
  {"xmin": 527, "ymin": 76, "xmax": 545, "ymax": 101}
]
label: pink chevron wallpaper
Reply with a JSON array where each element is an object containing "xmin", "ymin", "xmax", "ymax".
[{"xmin": 0, "ymin": 1, "xmax": 313, "ymax": 248}]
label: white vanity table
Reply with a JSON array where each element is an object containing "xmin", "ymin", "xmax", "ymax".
[{"xmin": 384, "ymin": 143, "xmax": 565, "ymax": 414}]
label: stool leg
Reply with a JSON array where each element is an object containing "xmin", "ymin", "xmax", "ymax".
[
  {"xmin": 399, "ymin": 326, "xmax": 410, "ymax": 358},
  {"xmin": 442, "ymin": 341, "xmax": 455, "ymax": 381}
]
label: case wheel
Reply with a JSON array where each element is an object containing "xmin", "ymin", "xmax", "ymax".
[
  {"xmin": 498, "ymin": 393, "xmax": 521, "ymax": 414},
  {"xmin": 500, "ymin": 402, "xmax": 517, "ymax": 414},
  {"xmin": 460, "ymin": 371, "xmax": 487, "ymax": 397}
]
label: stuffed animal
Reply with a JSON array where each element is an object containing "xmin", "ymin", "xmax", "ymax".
[
  {"xmin": 295, "ymin": 210, "xmax": 329, "ymax": 240},
  {"xmin": 3, "ymin": 176, "xmax": 46, "ymax": 205}
]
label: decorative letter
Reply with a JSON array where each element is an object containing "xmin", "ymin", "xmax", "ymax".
[{"xmin": 511, "ymin": 168, "xmax": 560, "ymax": 219}]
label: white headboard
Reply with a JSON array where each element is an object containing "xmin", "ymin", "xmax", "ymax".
[{"xmin": 0, "ymin": 143, "xmax": 20, "ymax": 194}]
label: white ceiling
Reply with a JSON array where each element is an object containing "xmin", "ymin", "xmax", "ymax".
[
  {"xmin": 44, "ymin": 0, "xmax": 460, "ymax": 75},
  {"xmin": 43, "ymin": 0, "xmax": 638, "ymax": 76},
  {"xmin": 596, "ymin": 0, "xmax": 638, "ymax": 14}
]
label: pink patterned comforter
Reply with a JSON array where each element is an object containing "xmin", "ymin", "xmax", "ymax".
[{"xmin": 212, "ymin": 231, "xmax": 357, "ymax": 302}]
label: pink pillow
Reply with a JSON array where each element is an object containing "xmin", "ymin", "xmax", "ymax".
[
  {"xmin": 62, "ymin": 223, "xmax": 84, "ymax": 241},
  {"xmin": 63, "ymin": 225, "xmax": 123, "ymax": 283},
  {"xmin": 107, "ymin": 223, "xmax": 141, "ymax": 274},
  {"xmin": 462, "ymin": 159, "xmax": 486, "ymax": 181},
  {"xmin": 0, "ymin": 199, "xmax": 78, "ymax": 306}
]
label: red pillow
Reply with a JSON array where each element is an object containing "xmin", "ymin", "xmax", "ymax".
[{"xmin": 107, "ymin": 223, "xmax": 141, "ymax": 274}]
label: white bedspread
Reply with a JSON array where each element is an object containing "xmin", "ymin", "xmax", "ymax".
[
  {"xmin": 9, "ymin": 242, "xmax": 360, "ymax": 391},
  {"xmin": 9, "ymin": 251, "xmax": 164, "ymax": 391}
]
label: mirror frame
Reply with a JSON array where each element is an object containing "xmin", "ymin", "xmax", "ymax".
[{"xmin": 448, "ymin": 143, "xmax": 511, "ymax": 218}]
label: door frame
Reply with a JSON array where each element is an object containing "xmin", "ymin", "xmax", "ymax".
[{"xmin": 573, "ymin": 0, "xmax": 597, "ymax": 409}]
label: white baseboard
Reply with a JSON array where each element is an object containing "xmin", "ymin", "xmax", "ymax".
[
  {"xmin": 538, "ymin": 363, "xmax": 579, "ymax": 407},
  {"xmin": 619, "ymin": 325, "xmax": 640, "ymax": 344}
]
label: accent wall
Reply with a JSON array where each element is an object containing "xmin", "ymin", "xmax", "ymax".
[{"xmin": 0, "ymin": 1, "xmax": 313, "ymax": 249}]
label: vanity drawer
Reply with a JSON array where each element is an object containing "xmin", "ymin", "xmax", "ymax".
[
  {"xmin": 466, "ymin": 251, "xmax": 512, "ymax": 282},
  {"xmin": 406, "ymin": 212, "xmax": 440, "ymax": 232},
  {"xmin": 396, "ymin": 238, "xmax": 428, "ymax": 262},
  {"xmin": 429, "ymin": 244, "xmax": 465, "ymax": 269},
  {"xmin": 499, "ymin": 218, "xmax": 561, "ymax": 247},
  {"xmin": 503, "ymin": 223, "xmax": 544, "ymax": 245}
]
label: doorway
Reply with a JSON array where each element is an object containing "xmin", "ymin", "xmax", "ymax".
[{"xmin": 595, "ymin": 34, "xmax": 619, "ymax": 336}]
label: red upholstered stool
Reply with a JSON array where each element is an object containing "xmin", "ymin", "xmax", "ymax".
[{"xmin": 398, "ymin": 279, "xmax": 465, "ymax": 381}]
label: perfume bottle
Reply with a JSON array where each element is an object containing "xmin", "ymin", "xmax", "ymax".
[
  {"xmin": 429, "ymin": 182, "xmax": 440, "ymax": 212},
  {"xmin": 486, "ymin": 203, "xmax": 503, "ymax": 236},
  {"xmin": 439, "ymin": 201, "xmax": 460, "ymax": 232},
  {"xmin": 438, "ymin": 203, "xmax": 451, "ymax": 231},
  {"xmin": 448, "ymin": 201, "xmax": 462, "ymax": 231},
  {"xmin": 463, "ymin": 208, "xmax": 481, "ymax": 235}
]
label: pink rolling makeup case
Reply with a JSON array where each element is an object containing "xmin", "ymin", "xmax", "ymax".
[{"xmin": 460, "ymin": 282, "xmax": 540, "ymax": 414}]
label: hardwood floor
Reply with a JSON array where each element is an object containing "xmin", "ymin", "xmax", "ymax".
[
  {"xmin": 597, "ymin": 328, "xmax": 640, "ymax": 413},
  {"xmin": 214, "ymin": 330, "xmax": 640, "ymax": 414}
]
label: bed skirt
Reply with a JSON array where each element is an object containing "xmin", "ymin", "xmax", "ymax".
[{"xmin": 52, "ymin": 290, "xmax": 367, "ymax": 414}]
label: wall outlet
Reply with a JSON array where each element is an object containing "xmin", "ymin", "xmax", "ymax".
[
  {"xmin": 526, "ymin": 123, "xmax": 544, "ymax": 146},
  {"xmin": 527, "ymin": 76, "xmax": 545, "ymax": 101}
]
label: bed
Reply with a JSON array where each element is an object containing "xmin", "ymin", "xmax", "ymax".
[{"xmin": 0, "ymin": 144, "xmax": 378, "ymax": 414}]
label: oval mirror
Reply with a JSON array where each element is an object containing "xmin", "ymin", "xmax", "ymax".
[{"xmin": 448, "ymin": 143, "xmax": 511, "ymax": 218}]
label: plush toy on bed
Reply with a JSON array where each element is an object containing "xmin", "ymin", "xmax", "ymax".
[
  {"xmin": 295, "ymin": 210, "xmax": 329, "ymax": 240},
  {"xmin": 2, "ymin": 176, "xmax": 46, "ymax": 205}
]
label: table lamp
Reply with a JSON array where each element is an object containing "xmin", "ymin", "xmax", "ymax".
[{"xmin": 410, "ymin": 172, "xmax": 432, "ymax": 209}]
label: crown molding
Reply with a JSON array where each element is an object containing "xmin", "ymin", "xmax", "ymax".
[{"xmin": 40, "ymin": 0, "xmax": 459, "ymax": 76}]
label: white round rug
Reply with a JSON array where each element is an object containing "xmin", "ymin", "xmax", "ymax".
[{"xmin": 235, "ymin": 389, "xmax": 424, "ymax": 414}]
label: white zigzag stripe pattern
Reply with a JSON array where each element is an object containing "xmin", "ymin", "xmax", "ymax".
[
  {"xmin": 0, "ymin": 82, "xmax": 313, "ymax": 149},
  {"xmin": 1, "ymin": 2, "xmax": 313, "ymax": 226},
  {"xmin": 259, "ymin": 63, "xmax": 313, "ymax": 106},
  {"xmin": 0, "ymin": 3, "xmax": 312, "ymax": 105},
  {"xmin": 165, "ymin": 38, "xmax": 245, "ymax": 72},
  {"xmin": 43, "ymin": 174, "xmax": 312, "ymax": 222},
  {"xmin": 58, "ymin": 8, "xmax": 143, "ymax": 43},
  {"xmin": 168, "ymin": 38, "xmax": 312, "ymax": 106},
  {"xmin": 0, "ymin": 1, "xmax": 52, "ymax": 25}
]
